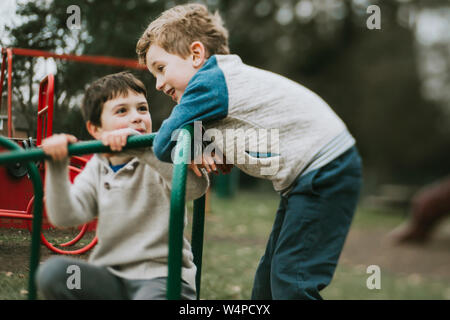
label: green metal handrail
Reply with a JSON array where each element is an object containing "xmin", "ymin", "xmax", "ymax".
[
  {"xmin": 167, "ymin": 125, "xmax": 206, "ymax": 300},
  {"xmin": 0, "ymin": 127, "xmax": 205, "ymax": 300},
  {"xmin": 192, "ymin": 194, "xmax": 206, "ymax": 299}
]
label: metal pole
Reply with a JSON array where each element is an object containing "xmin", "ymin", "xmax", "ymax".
[
  {"xmin": 192, "ymin": 194, "xmax": 206, "ymax": 299},
  {"xmin": 0, "ymin": 134, "xmax": 156, "ymax": 165},
  {"xmin": 7, "ymin": 49, "xmax": 13, "ymax": 137},
  {"xmin": 0, "ymin": 50, "xmax": 7, "ymax": 114},
  {"xmin": 166, "ymin": 126, "xmax": 192, "ymax": 300}
]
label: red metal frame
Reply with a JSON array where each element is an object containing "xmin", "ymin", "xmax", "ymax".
[
  {"xmin": 10, "ymin": 47, "xmax": 146, "ymax": 69},
  {"xmin": 0, "ymin": 47, "xmax": 146, "ymax": 139},
  {"xmin": 0, "ymin": 75, "xmax": 55, "ymax": 229},
  {"xmin": 0, "ymin": 48, "xmax": 14, "ymax": 137},
  {"xmin": 36, "ymin": 74, "xmax": 54, "ymax": 146},
  {"xmin": 0, "ymin": 47, "xmax": 145, "ymax": 254}
]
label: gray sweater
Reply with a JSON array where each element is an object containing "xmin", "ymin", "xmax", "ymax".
[
  {"xmin": 45, "ymin": 148, "xmax": 209, "ymax": 290},
  {"xmin": 153, "ymin": 54, "xmax": 355, "ymax": 193}
]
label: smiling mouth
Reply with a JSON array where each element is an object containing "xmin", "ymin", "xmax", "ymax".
[
  {"xmin": 166, "ymin": 88, "xmax": 176, "ymax": 101},
  {"xmin": 134, "ymin": 128, "xmax": 146, "ymax": 134}
]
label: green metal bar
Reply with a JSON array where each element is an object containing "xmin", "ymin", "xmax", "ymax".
[
  {"xmin": 0, "ymin": 136, "xmax": 43, "ymax": 300},
  {"xmin": 192, "ymin": 194, "xmax": 206, "ymax": 299},
  {"xmin": 166, "ymin": 125, "xmax": 193, "ymax": 300},
  {"xmin": 0, "ymin": 134, "xmax": 156, "ymax": 165}
]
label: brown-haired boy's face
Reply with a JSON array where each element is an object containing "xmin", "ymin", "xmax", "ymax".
[
  {"xmin": 89, "ymin": 90, "xmax": 152, "ymax": 140},
  {"xmin": 146, "ymin": 43, "xmax": 205, "ymax": 104}
]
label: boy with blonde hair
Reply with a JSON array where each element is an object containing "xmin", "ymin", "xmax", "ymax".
[{"xmin": 137, "ymin": 3, "xmax": 362, "ymax": 300}]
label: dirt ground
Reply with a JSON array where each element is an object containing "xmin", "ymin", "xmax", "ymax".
[
  {"xmin": 0, "ymin": 229, "xmax": 90, "ymax": 274},
  {"xmin": 339, "ymin": 222, "xmax": 450, "ymax": 279}
]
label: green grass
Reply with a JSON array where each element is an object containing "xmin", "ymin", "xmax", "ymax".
[
  {"xmin": 352, "ymin": 206, "xmax": 407, "ymax": 229},
  {"xmin": 198, "ymin": 190, "xmax": 450, "ymax": 300},
  {"xmin": 0, "ymin": 228, "xmax": 92, "ymax": 300},
  {"xmin": 186, "ymin": 190, "xmax": 276, "ymax": 299},
  {"xmin": 0, "ymin": 272, "xmax": 29, "ymax": 300}
]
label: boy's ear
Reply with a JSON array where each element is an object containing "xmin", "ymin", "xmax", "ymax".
[
  {"xmin": 190, "ymin": 41, "xmax": 207, "ymax": 68},
  {"xmin": 86, "ymin": 121, "xmax": 102, "ymax": 140}
]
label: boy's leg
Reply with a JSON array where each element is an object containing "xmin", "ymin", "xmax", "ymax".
[
  {"xmin": 37, "ymin": 256, "xmax": 127, "ymax": 299},
  {"xmin": 251, "ymin": 199, "xmax": 287, "ymax": 299},
  {"xmin": 262, "ymin": 146, "xmax": 362, "ymax": 300},
  {"xmin": 127, "ymin": 277, "xmax": 196, "ymax": 300}
]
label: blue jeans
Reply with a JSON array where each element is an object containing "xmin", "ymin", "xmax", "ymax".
[{"xmin": 251, "ymin": 146, "xmax": 363, "ymax": 300}]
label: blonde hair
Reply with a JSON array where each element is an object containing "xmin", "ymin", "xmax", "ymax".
[{"xmin": 136, "ymin": 3, "xmax": 229, "ymax": 65}]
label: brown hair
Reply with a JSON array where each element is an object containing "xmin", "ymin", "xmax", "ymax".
[
  {"xmin": 136, "ymin": 3, "xmax": 229, "ymax": 65},
  {"xmin": 81, "ymin": 71, "xmax": 147, "ymax": 127}
]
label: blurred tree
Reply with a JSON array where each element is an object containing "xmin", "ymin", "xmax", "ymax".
[
  {"xmin": 5, "ymin": 0, "xmax": 166, "ymax": 139},
  {"xmin": 4, "ymin": 1, "xmax": 62, "ymax": 136}
]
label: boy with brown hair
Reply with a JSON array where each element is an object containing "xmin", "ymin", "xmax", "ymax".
[
  {"xmin": 137, "ymin": 3, "xmax": 362, "ymax": 300},
  {"xmin": 37, "ymin": 71, "xmax": 209, "ymax": 299}
]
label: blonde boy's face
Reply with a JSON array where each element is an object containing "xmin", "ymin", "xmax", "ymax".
[
  {"xmin": 89, "ymin": 90, "xmax": 152, "ymax": 139},
  {"xmin": 146, "ymin": 44, "xmax": 204, "ymax": 104}
]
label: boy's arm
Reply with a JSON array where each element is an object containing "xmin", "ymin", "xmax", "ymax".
[
  {"xmin": 45, "ymin": 158, "xmax": 98, "ymax": 228},
  {"xmin": 129, "ymin": 147, "xmax": 209, "ymax": 201},
  {"xmin": 42, "ymin": 133, "xmax": 98, "ymax": 228},
  {"xmin": 154, "ymin": 57, "xmax": 229, "ymax": 163},
  {"xmin": 184, "ymin": 167, "xmax": 210, "ymax": 201}
]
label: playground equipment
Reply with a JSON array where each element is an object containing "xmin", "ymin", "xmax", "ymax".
[
  {"xmin": 0, "ymin": 47, "xmax": 146, "ymax": 254},
  {"xmin": 0, "ymin": 72, "xmax": 97, "ymax": 254},
  {"xmin": 0, "ymin": 48, "xmax": 206, "ymax": 300}
]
